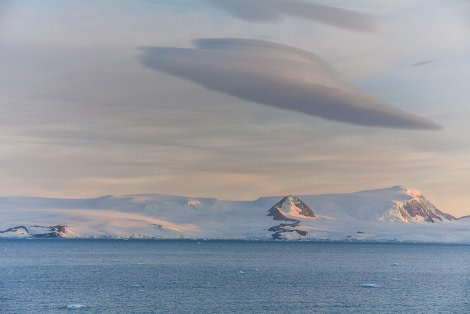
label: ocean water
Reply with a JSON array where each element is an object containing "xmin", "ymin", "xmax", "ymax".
[{"xmin": 1, "ymin": 240, "xmax": 470, "ymax": 313}]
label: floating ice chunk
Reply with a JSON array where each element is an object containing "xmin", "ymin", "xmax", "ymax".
[
  {"xmin": 66, "ymin": 304, "xmax": 86, "ymax": 309},
  {"xmin": 362, "ymin": 283, "xmax": 380, "ymax": 288},
  {"xmin": 187, "ymin": 200, "xmax": 201, "ymax": 207}
]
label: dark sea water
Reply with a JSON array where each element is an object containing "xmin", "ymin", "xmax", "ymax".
[{"xmin": 1, "ymin": 240, "xmax": 470, "ymax": 313}]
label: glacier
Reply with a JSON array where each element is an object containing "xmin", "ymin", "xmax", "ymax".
[{"xmin": 1, "ymin": 186, "xmax": 469, "ymax": 242}]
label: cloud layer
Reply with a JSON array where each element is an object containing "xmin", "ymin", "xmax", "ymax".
[
  {"xmin": 139, "ymin": 38, "xmax": 441, "ymax": 130},
  {"xmin": 208, "ymin": 0, "xmax": 374, "ymax": 32}
]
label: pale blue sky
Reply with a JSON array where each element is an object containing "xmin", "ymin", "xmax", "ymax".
[{"xmin": 1, "ymin": 0, "xmax": 469, "ymax": 215}]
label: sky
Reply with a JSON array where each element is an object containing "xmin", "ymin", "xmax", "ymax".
[{"xmin": 1, "ymin": 0, "xmax": 470, "ymax": 216}]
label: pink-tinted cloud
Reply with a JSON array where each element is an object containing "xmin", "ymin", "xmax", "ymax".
[{"xmin": 208, "ymin": 0, "xmax": 374, "ymax": 32}]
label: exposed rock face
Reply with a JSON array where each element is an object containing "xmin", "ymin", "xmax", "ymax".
[
  {"xmin": 267, "ymin": 196, "xmax": 314, "ymax": 239},
  {"xmin": 33, "ymin": 225, "xmax": 70, "ymax": 238},
  {"xmin": 397, "ymin": 192, "xmax": 456, "ymax": 223},
  {"xmin": 268, "ymin": 195, "xmax": 315, "ymax": 220},
  {"xmin": 0, "ymin": 224, "xmax": 70, "ymax": 238},
  {"xmin": 268, "ymin": 222, "xmax": 308, "ymax": 240}
]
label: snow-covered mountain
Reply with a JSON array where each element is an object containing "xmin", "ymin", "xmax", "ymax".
[
  {"xmin": 394, "ymin": 189, "xmax": 456, "ymax": 222},
  {"xmin": 267, "ymin": 195, "xmax": 315, "ymax": 240},
  {"xmin": 1, "ymin": 186, "xmax": 469, "ymax": 242},
  {"xmin": 268, "ymin": 195, "xmax": 316, "ymax": 221}
]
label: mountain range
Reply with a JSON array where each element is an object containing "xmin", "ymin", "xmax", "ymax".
[{"xmin": 1, "ymin": 186, "xmax": 469, "ymax": 242}]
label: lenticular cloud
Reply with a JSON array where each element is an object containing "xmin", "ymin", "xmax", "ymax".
[
  {"xmin": 139, "ymin": 38, "xmax": 441, "ymax": 130},
  {"xmin": 208, "ymin": 0, "xmax": 374, "ymax": 32}
]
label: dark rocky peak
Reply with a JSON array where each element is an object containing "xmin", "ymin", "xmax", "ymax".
[
  {"xmin": 398, "ymin": 192, "xmax": 456, "ymax": 223},
  {"xmin": 268, "ymin": 195, "xmax": 315, "ymax": 221}
]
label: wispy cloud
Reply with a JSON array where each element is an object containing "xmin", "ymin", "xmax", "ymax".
[
  {"xmin": 208, "ymin": 0, "xmax": 374, "ymax": 32},
  {"xmin": 411, "ymin": 60, "xmax": 434, "ymax": 67},
  {"xmin": 139, "ymin": 38, "xmax": 441, "ymax": 130}
]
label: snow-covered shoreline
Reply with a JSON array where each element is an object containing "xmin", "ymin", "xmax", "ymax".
[{"xmin": 1, "ymin": 186, "xmax": 469, "ymax": 242}]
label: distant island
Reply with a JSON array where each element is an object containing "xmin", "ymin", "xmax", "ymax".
[{"xmin": 1, "ymin": 186, "xmax": 469, "ymax": 242}]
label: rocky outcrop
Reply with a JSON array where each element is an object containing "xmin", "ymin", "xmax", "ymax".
[
  {"xmin": 0, "ymin": 224, "xmax": 71, "ymax": 238},
  {"xmin": 268, "ymin": 195, "xmax": 315, "ymax": 220},
  {"xmin": 267, "ymin": 196, "xmax": 314, "ymax": 239},
  {"xmin": 397, "ymin": 192, "xmax": 456, "ymax": 223},
  {"xmin": 268, "ymin": 222, "xmax": 308, "ymax": 240}
]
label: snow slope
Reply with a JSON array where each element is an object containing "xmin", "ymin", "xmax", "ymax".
[{"xmin": 1, "ymin": 186, "xmax": 469, "ymax": 242}]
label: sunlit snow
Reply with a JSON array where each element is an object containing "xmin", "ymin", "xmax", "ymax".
[{"xmin": 1, "ymin": 186, "xmax": 469, "ymax": 242}]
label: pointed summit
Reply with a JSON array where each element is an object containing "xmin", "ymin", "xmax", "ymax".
[
  {"xmin": 396, "ymin": 191, "xmax": 456, "ymax": 223},
  {"xmin": 268, "ymin": 195, "xmax": 315, "ymax": 221}
]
